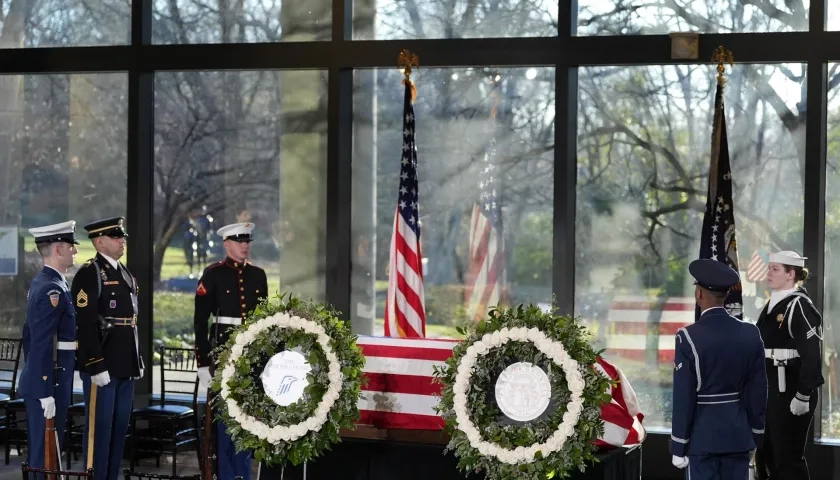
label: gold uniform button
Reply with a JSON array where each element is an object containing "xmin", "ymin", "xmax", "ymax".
[
  {"xmin": 241, "ymin": 304, "xmax": 245, "ymax": 308},
  {"xmin": 240, "ymin": 295, "xmax": 244, "ymax": 300},
  {"xmin": 240, "ymin": 287, "xmax": 244, "ymax": 292}
]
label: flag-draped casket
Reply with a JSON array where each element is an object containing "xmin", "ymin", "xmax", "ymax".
[{"xmin": 355, "ymin": 335, "xmax": 646, "ymax": 449}]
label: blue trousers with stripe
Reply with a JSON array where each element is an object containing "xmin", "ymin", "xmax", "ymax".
[
  {"xmin": 687, "ymin": 452, "xmax": 750, "ymax": 480},
  {"xmin": 81, "ymin": 374, "xmax": 134, "ymax": 480},
  {"xmin": 217, "ymin": 416, "xmax": 252, "ymax": 480}
]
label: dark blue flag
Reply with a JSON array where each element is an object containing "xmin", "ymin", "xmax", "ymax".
[{"xmin": 697, "ymin": 82, "xmax": 742, "ymax": 321}]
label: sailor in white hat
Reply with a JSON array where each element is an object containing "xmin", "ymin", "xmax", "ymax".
[
  {"xmin": 754, "ymin": 250, "xmax": 823, "ymax": 480},
  {"xmin": 193, "ymin": 222, "xmax": 267, "ymax": 480},
  {"xmin": 18, "ymin": 221, "xmax": 79, "ymax": 471}
]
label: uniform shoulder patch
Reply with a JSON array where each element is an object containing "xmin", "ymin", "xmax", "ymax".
[
  {"xmin": 84, "ymin": 258, "xmax": 95, "ymax": 266},
  {"xmin": 196, "ymin": 281, "xmax": 207, "ymax": 296},
  {"xmin": 47, "ymin": 289, "xmax": 61, "ymax": 308},
  {"xmin": 76, "ymin": 289, "xmax": 89, "ymax": 307}
]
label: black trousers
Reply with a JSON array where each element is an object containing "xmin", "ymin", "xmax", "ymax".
[{"xmin": 755, "ymin": 389, "xmax": 817, "ymax": 480}]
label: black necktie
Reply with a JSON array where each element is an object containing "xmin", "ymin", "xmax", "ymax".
[{"xmin": 119, "ymin": 263, "xmax": 133, "ymax": 288}]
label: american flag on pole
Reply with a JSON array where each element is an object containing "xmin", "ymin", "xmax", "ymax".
[
  {"xmin": 354, "ymin": 335, "xmax": 646, "ymax": 448},
  {"xmin": 697, "ymin": 79, "xmax": 742, "ymax": 320},
  {"xmin": 464, "ymin": 108, "xmax": 506, "ymax": 323},
  {"xmin": 384, "ymin": 79, "xmax": 426, "ymax": 338}
]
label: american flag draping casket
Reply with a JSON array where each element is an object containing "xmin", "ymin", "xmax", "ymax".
[{"xmin": 355, "ymin": 335, "xmax": 646, "ymax": 448}]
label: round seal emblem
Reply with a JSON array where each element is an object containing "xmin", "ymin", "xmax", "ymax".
[
  {"xmin": 494, "ymin": 362, "xmax": 551, "ymax": 422},
  {"xmin": 260, "ymin": 350, "xmax": 312, "ymax": 407}
]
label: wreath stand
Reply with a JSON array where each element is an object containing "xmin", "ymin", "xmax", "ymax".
[{"xmin": 261, "ymin": 426, "xmax": 642, "ymax": 480}]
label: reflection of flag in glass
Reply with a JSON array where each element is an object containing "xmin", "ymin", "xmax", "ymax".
[
  {"xmin": 465, "ymin": 107, "xmax": 506, "ymax": 323},
  {"xmin": 746, "ymin": 249, "xmax": 769, "ymax": 283},
  {"xmin": 384, "ymin": 79, "xmax": 426, "ymax": 338},
  {"xmin": 697, "ymin": 81, "xmax": 742, "ymax": 320}
]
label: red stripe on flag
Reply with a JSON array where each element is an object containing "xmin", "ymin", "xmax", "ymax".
[
  {"xmin": 605, "ymin": 349, "xmax": 675, "ymax": 363},
  {"xmin": 609, "ymin": 322, "xmax": 687, "ymax": 336},
  {"xmin": 357, "ymin": 410, "xmax": 445, "ymax": 430},
  {"xmin": 358, "ymin": 344, "xmax": 454, "ymax": 362},
  {"xmin": 609, "ymin": 301, "xmax": 695, "ymax": 311},
  {"xmin": 362, "ymin": 373, "xmax": 443, "ymax": 396}
]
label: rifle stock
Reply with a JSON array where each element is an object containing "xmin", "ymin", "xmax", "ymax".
[{"xmin": 45, "ymin": 417, "xmax": 57, "ymax": 479}]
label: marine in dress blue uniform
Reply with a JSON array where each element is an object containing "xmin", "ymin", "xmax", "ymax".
[
  {"xmin": 754, "ymin": 251, "xmax": 823, "ymax": 480},
  {"xmin": 670, "ymin": 259, "xmax": 767, "ymax": 480},
  {"xmin": 194, "ymin": 223, "xmax": 268, "ymax": 480},
  {"xmin": 19, "ymin": 221, "xmax": 79, "ymax": 472},
  {"xmin": 71, "ymin": 217, "xmax": 144, "ymax": 480}
]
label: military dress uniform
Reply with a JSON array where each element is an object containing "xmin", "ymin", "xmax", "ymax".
[
  {"xmin": 671, "ymin": 259, "xmax": 767, "ymax": 480},
  {"xmin": 194, "ymin": 223, "xmax": 268, "ymax": 480},
  {"xmin": 19, "ymin": 221, "xmax": 79, "ymax": 472},
  {"xmin": 755, "ymin": 252, "xmax": 823, "ymax": 480},
  {"xmin": 71, "ymin": 217, "xmax": 144, "ymax": 480}
]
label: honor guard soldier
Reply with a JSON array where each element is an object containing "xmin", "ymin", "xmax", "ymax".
[
  {"xmin": 194, "ymin": 222, "xmax": 268, "ymax": 480},
  {"xmin": 755, "ymin": 251, "xmax": 824, "ymax": 480},
  {"xmin": 72, "ymin": 217, "xmax": 144, "ymax": 480},
  {"xmin": 671, "ymin": 259, "xmax": 767, "ymax": 480},
  {"xmin": 19, "ymin": 221, "xmax": 79, "ymax": 471}
]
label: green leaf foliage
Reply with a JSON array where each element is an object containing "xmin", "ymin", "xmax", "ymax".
[
  {"xmin": 210, "ymin": 293, "xmax": 367, "ymax": 467},
  {"xmin": 433, "ymin": 304, "xmax": 612, "ymax": 480}
]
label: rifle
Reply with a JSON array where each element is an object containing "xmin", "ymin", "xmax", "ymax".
[
  {"xmin": 202, "ymin": 385, "xmax": 214, "ymax": 480},
  {"xmin": 201, "ymin": 308, "xmax": 221, "ymax": 480},
  {"xmin": 45, "ymin": 335, "xmax": 64, "ymax": 480}
]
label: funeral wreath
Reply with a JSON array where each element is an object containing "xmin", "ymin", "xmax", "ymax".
[
  {"xmin": 211, "ymin": 295, "xmax": 366, "ymax": 466},
  {"xmin": 434, "ymin": 305, "xmax": 612, "ymax": 479}
]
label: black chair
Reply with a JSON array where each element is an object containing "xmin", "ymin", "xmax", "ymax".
[
  {"xmin": 129, "ymin": 346, "xmax": 200, "ymax": 476},
  {"xmin": 0, "ymin": 337, "xmax": 25, "ymax": 464},
  {"xmin": 121, "ymin": 469, "xmax": 200, "ymax": 479},
  {"xmin": 21, "ymin": 461, "xmax": 94, "ymax": 479},
  {"xmin": 121, "ymin": 471, "xmax": 244, "ymax": 480}
]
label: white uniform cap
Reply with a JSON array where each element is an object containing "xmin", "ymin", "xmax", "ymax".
[
  {"xmin": 217, "ymin": 222, "xmax": 255, "ymax": 241},
  {"xmin": 28, "ymin": 220, "xmax": 79, "ymax": 245},
  {"xmin": 769, "ymin": 250, "xmax": 807, "ymax": 268}
]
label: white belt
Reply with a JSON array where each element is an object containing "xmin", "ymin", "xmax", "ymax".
[
  {"xmin": 215, "ymin": 316, "xmax": 241, "ymax": 325},
  {"xmin": 766, "ymin": 349, "xmax": 799, "ymax": 361},
  {"xmin": 57, "ymin": 341, "xmax": 76, "ymax": 350}
]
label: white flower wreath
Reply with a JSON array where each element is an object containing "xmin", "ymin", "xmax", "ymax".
[
  {"xmin": 218, "ymin": 312, "xmax": 343, "ymax": 444},
  {"xmin": 453, "ymin": 326, "xmax": 586, "ymax": 465}
]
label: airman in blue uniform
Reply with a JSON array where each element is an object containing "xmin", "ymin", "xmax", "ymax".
[
  {"xmin": 19, "ymin": 221, "xmax": 79, "ymax": 471},
  {"xmin": 670, "ymin": 259, "xmax": 767, "ymax": 479}
]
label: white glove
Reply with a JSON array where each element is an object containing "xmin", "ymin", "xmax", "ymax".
[
  {"xmin": 198, "ymin": 367, "xmax": 212, "ymax": 388},
  {"xmin": 91, "ymin": 371, "xmax": 111, "ymax": 387},
  {"xmin": 672, "ymin": 455, "xmax": 689, "ymax": 469},
  {"xmin": 790, "ymin": 397, "xmax": 810, "ymax": 415},
  {"xmin": 39, "ymin": 397, "xmax": 56, "ymax": 419},
  {"xmin": 134, "ymin": 368, "xmax": 144, "ymax": 380}
]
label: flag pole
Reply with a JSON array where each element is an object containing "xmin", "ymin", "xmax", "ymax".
[
  {"xmin": 398, "ymin": 49, "xmax": 419, "ymax": 102},
  {"xmin": 712, "ymin": 45, "xmax": 734, "ymax": 87},
  {"xmin": 709, "ymin": 45, "xmax": 733, "ymax": 204}
]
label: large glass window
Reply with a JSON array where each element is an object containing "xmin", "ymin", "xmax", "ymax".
[
  {"xmin": 0, "ymin": 1, "xmax": 130, "ymax": 47},
  {"xmin": 0, "ymin": 73, "xmax": 127, "ymax": 393},
  {"xmin": 352, "ymin": 0, "xmax": 557, "ymax": 39},
  {"xmin": 822, "ymin": 62, "xmax": 840, "ymax": 439},
  {"xmin": 153, "ymin": 0, "xmax": 331, "ymax": 43},
  {"xmin": 577, "ymin": 0, "xmax": 809, "ymax": 35},
  {"xmin": 576, "ymin": 64, "xmax": 806, "ymax": 429},
  {"xmin": 152, "ymin": 70, "xmax": 328, "ymax": 392},
  {"xmin": 350, "ymin": 67, "xmax": 555, "ymax": 339}
]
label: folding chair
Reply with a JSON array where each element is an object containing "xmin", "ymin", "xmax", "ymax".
[{"xmin": 20, "ymin": 461, "xmax": 94, "ymax": 479}]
